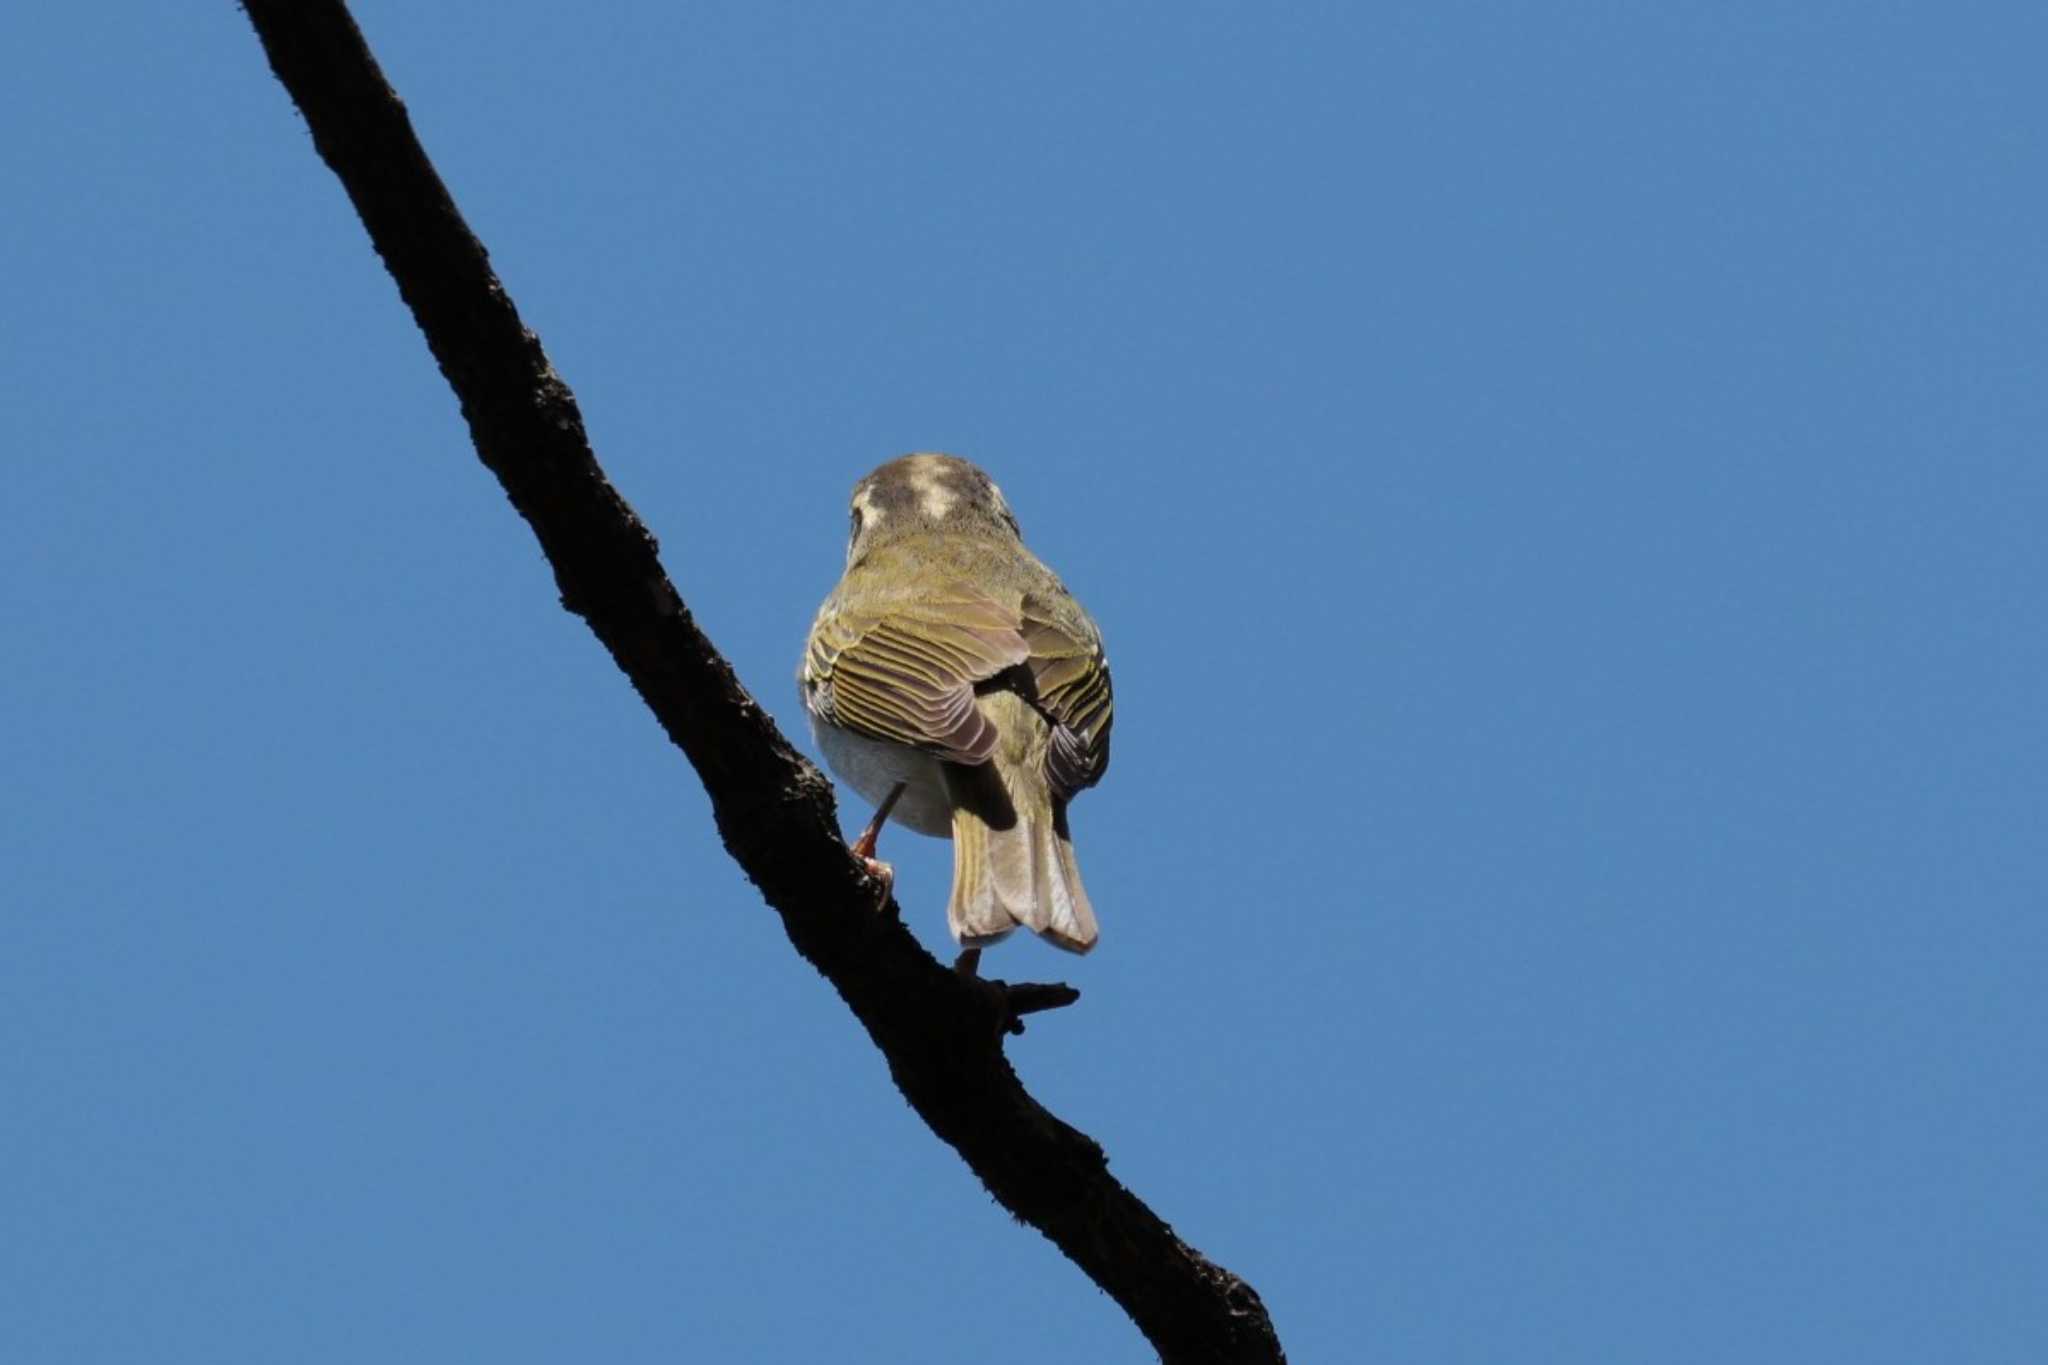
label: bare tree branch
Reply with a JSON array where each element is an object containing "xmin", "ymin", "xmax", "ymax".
[{"xmin": 237, "ymin": 4, "xmax": 1286, "ymax": 1360}]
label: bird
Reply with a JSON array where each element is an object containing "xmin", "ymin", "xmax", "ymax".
[{"xmin": 800, "ymin": 453, "xmax": 1113, "ymax": 954}]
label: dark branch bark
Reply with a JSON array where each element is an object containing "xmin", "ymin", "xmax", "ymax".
[{"xmin": 237, "ymin": 5, "xmax": 1286, "ymax": 1361}]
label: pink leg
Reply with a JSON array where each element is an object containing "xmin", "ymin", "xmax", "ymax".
[{"xmin": 850, "ymin": 783, "xmax": 906, "ymax": 906}]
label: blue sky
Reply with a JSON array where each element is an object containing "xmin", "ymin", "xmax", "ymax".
[{"xmin": 4, "ymin": 3, "xmax": 2044, "ymax": 1360}]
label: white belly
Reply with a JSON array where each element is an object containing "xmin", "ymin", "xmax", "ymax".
[{"xmin": 811, "ymin": 715, "xmax": 955, "ymax": 838}]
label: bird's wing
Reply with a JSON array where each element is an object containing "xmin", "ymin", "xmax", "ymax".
[
  {"xmin": 1019, "ymin": 594, "xmax": 1114, "ymax": 802},
  {"xmin": 805, "ymin": 591, "xmax": 1029, "ymax": 764},
  {"xmin": 807, "ymin": 583, "xmax": 1113, "ymax": 797}
]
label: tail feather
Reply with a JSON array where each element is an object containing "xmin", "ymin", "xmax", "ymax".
[
  {"xmin": 1040, "ymin": 816, "xmax": 1098, "ymax": 953},
  {"xmin": 944, "ymin": 800, "xmax": 1097, "ymax": 954},
  {"xmin": 946, "ymin": 805, "xmax": 1016, "ymax": 946},
  {"xmin": 941, "ymin": 713, "xmax": 1099, "ymax": 952}
]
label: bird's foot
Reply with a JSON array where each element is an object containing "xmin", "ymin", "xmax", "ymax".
[
  {"xmin": 858, "ymin": 854, "xmax": 895, "ymax": 910},
  {"xmin": 847, "ymin": 782, "xmax": 906, "ymax": 913}
]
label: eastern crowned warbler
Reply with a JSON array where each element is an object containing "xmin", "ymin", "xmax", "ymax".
[{"xmin": 800, "ymin": 453, "xmax": 1113, "ymax": 952}]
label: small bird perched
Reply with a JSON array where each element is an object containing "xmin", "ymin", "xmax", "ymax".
[{"xmin": 800, "ymin": 453, "xmax": 1113, "ymax": 953}]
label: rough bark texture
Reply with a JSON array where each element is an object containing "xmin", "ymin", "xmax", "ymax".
[{"xmin": 238, "ymin": 5, "xmax": 1286, "ymax": 1361}]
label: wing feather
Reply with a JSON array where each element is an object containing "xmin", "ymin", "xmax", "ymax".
[
  {"xmin": 1020, "ymin": 596, "xmax": 1113, "ymax": 801},
  {"xmin": 806, "ymin": 576, "xmax": 1113, "ymax": 796},
  {"xmin": 807, "ymin": 605, "xmax": 1028, "ymax": 763}
]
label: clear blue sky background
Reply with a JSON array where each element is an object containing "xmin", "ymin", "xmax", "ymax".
[{"xmin": 4, "ymin": 3, "xmax": 2043, "ymax": 1361}]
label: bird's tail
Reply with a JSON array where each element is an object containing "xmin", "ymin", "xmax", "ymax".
[{"xmin": 945, "ymin": 765, "xmax": 1097, "ymax": 954}]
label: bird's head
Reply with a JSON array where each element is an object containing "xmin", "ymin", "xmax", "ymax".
[{"xmin": 845, "ymin": 452, "xmax": 1021, "ymax": 562}]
